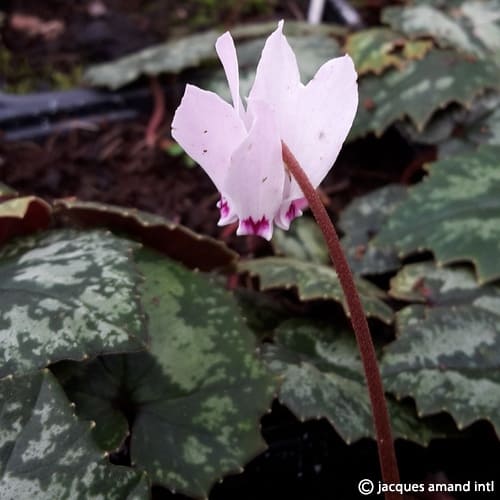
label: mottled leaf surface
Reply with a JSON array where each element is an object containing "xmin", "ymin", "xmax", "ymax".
[
  {"xmin": 338, "ymin": 185, "xmax": 408, "ymax": 275},
  {"xmin": 390, "ymin": 261, "xmax": 500, "ymax": 311},
  {"xmin": 273, "ymin": 217, "xmax": 329, "ymax": 265},
  {"xmin": 0, "ymin": 196, "xmax": 52, "ymax": 247},
  {"xmin": 382, "ymin": 1, "xmax": 500, "ymax": 62},
  {"xmin": 0, "ymin": 230, "xmax": 146, "ymax": 378},
  {"xmin": 56, "ymin": 199, "xmax": 237, "ymax": 271},
  {"xmin": 382, "ymin": 305, "xmax": 500, "ymax": 436},
  {"xmin": 0, "ymin": 370, "xmax": 149, "ymax": 499},
  {"xmin": 58, "ymin": 249, "xmax": 276, "ymax": 498},
  {"xmin": 239, "ymin": 257, "xmax": 393, "ymax": 323},
  {"xmin": 352, "ymin": 49, "xmax": 499, "ymax": 138},
  {"xmin": 345, "ymin": 28, "xmax": 432, "ymax": 76},
  {"xmin": 263, "ymin": 320, "xmax": 442, "ymax": 444},
  {"xmin": 375, "ymin": 145, "xmax": 500, "ymax": 283}
]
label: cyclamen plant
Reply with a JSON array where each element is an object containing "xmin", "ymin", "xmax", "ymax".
[{"xmin": 172, "ymin": 21, "xmax": 401, "ymax": 498}]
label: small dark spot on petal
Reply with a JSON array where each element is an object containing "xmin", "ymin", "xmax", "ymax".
[
  {"xmin": 262, "ymin": 177, "xmax": 268, "ymax": 183},
  {"xmin": 203, "ymin": 130, "xmax": 208, "ymax": 134},
  {"xmin": 203, "ymin": 149, "xmax": 208, "ymax": 153},
  {"xmin": 318, "ymin": 131, "xmax": 325, "ymax": 140}
]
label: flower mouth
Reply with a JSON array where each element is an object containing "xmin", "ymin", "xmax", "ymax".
[{"xmin": 238, "ymin": 216, "xmax": 271, "ymax": 238}]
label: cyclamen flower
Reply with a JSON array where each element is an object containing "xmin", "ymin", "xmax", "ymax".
[{"xmin": 171, "ymin": 21, "xmax": 358, "ymax": 240}]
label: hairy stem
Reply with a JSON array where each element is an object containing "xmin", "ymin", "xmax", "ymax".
[{"xmin": 282, "ymin": 142, "xmax": 400, "ymax": 497}]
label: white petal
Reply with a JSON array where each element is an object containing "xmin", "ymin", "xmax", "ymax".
[
  {"xmin": 215, "ymin": 31, "xmax": 244, "ymax": 117},
  {"xmin": 284, "ymin": 55, "xmax": 358, "ymax": 199},
  {"xmin": 223, "ymin": 100, "xmax": 285, "ymax": 240},
  {"xmin": 171, "ymin": 84, "xmax": 246, "ymax": 192},
  {"xmin": 248, "ymin": 20, "xmax": 302, "ymax": 132}
]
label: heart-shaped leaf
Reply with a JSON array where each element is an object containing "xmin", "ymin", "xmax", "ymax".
[
  {"xmin": 263, "ymin": 319, "xmax": 445, "ymax": 444},
  {"xmin": 375, "ymin": 145, "xmax": 500, "ymax": 283},
  {"xmin": 0, "ymin": 369, "xmax": 149, "ymax": 499},
  {"xmin": 352, "ymin": 49, "xmax": 499, "ymax": 138},
  {"xmin": 382, "ymin": 304, "xmax": 500, "ymax": 436},
  {"xmin": 57, "ymin": 249, "xmax": 276, "ymax": 498},
  {"xmin": 0, "ymin": 230, "xmax": 147, "ymax": 378}
]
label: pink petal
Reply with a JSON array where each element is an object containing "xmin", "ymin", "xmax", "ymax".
[
  {"xmin": 215, "ymin": 31, "xmax": 244, "ymax": 118},
  {"xmin": 223, "ymin": 100, "xmax": 285, "ymax": 240},
  {"xmin": 248, "ymin": 20, "xmax": 302, "ymax": 131},
  {"xmin": 284, "ymin": 55, "xmax": 358, "ymax": 200},
  {"xmin": 171, "ymin": 84, "xmax": 246, "ymax": 192}
]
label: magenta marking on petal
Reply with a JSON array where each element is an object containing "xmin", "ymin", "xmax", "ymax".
[
  {"xmin": 241, "ymin": 216, "xmax": 270, "ymax": 237},
  {"xmin": 285, "ymin": 199, "xmax": 307, "ymax": 222},
  {"xmin": 217, "ymin": 197, "xmax": 230, "ymax": 218}
]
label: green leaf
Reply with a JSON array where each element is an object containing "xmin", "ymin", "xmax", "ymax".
[
  {"xmin": 84, "ymin": 30, "xmax": 220, "ymax": 89},
  {"xmin": 0, "ymin": 196, "xmax": 52, "ymax": 247},
  {"xmin": 238, "ymin": 257, "xmax": 393, "ymax": 324},
  {"xmin": 263, "ymin": 319, "xmax": 444, "ymax": 444},
  {"xmin": 0, "ymin": 230, "xmax": 147, "ymax": 378},
  {"xmin": 374, "ymin": 145, "xmax": 500, "ymax": 283},
  {"xmin": 382, "ymin": 1, "xmax": 500, "ymax": 63},
  {"xmin": 389, "ymin": 261, "xmax": 500, "ymax": 311},
  {"xmin": 58, "ymin": 249, "xmax": 276, "ymax": 498},
  {"xmin": 351, "ymin": 49, "xmax": 499, "ymax": 138},
  {"xmin": 338, "ymin": 185, "xmax": 408, "ymax": 275},
  {"xmin": 55, "ymin": 199, "xmax": 237, "ymax": 271},
  {"xmin": 0, "ymin": 370, "xmax": 149, "ymax": 499},
  {"xmin": 345, "ymin": 28, "xmax": 432, "ymax": 76},
  {"xmin": 382, "ymin": 305, "xmax": 500, "ymax": 436},
  {"xmin": 273, "ymin": 217, "xmax": 329, "ymax": 265}
]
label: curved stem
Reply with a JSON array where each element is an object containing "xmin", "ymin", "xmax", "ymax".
[{"xmin": 282, "ymin": 142, "xmax": 400, "ymax": 497}]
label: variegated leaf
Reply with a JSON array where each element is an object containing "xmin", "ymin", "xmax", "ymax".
[
  {"xmin": 0, "ymin": 370, "xmax": 149, "ymax": 499},
  {"xmin": 351, "ymin": 49, "xmax": 499, "ymax": 138},
  {"xmin": 339, "ymin": 185, "xmax": 408, "ymax": 275},
  {"xmin": 263, "ymin": 319, "xmax": 444, "ymax": 444},
  {"xmin": 382, "ymin": 1, "xmax": 500, "ymax": 63},
  {"xmin": 0, "ymin": 230, "xmax": 147, "ymax": 378},
  {"xmin": 389, "ymin": 261, "xmax": 500, "ymax": 311},
  {"xmin": 374, "ymin": 145, "xmax": 500, "ymax": 283},
  {"xmin": 345, "ymin": 28, "xmax": 432, "ymax": 76},
  {"xmin": 55, "ymin": 199, "xmax": 237, "ymax": 271},
  {"xmin": 57, "ymin": 249, "xmax": 276, "ymax": 498},
  {"xmin": 0, "ymin": 196, "xmax": 52, "ymax": 247},
  {"xmin": 382, "ymin": 305, "xmax": 500, "ymax": 436},
  {"xmin": 273, "ymin": 217, "xmax": 329, "ymax": 265},
  {"xmin": 239, "ymin": 257, "xmax": 393, "ymax": 324}
]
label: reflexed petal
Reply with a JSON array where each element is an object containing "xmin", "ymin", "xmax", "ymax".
[
  {"xmin": 248, "ymin": 20, "xmax": 302, "ymax": 132},
  {"xmin": 223, "ymin": 100, "xmax": 285, "ymax": 240},
  {"xmin": 215, "ymin": 31, "xmax": 244, "ymax": 117},
  {"xmin": 275, "ymin": 197, "xmax": 308, "ymax": 230},
  {"xmin": 171, "ymin": 84, "xmax": 246, "ymax": 192},
  {"xmin": 284, "ymin": 55, "xmax": 358, "ymax": 200}
]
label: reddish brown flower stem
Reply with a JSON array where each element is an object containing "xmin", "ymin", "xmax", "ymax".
[
  {"xmin": 145, "ymin": 76, "xmax": 165, "ymax": 147},
  {"xmin": 282, "ymin": 142, "xmax": 400, "ymax": 498}
]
